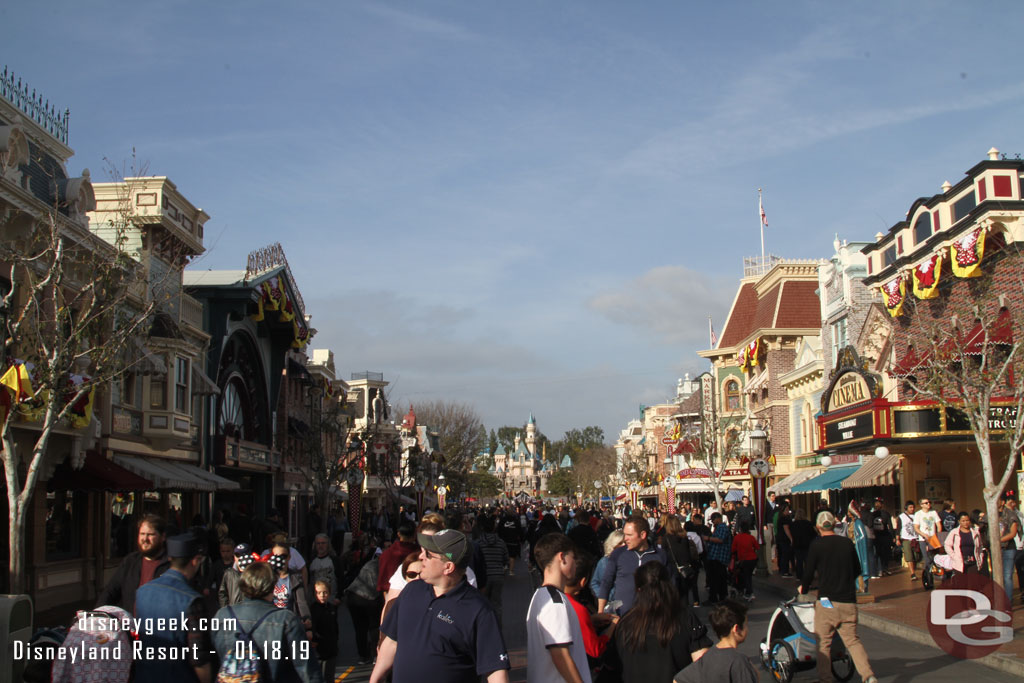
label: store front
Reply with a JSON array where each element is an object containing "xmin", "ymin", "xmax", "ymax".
[{"xmin": 814, "ymin": 348, "xmax": 1011, "ymax": 515}]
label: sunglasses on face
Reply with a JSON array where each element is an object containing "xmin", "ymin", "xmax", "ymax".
[{"xmin": 405, "ymin": 571, "xmax": 420, "ymax": 579}]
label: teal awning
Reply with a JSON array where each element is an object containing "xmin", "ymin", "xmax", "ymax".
[{"xmin": 791, "ymin": 465, "xmax": 859, "ymax": 493}]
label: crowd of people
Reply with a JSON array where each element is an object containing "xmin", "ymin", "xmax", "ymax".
[{"xmin": 35, "ymin": 488, "xmax": 1024, "ymax": 683}]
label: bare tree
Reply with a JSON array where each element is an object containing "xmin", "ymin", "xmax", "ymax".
[
  {"xmin": 680, "ymin": 411, "xmax": 746, "ymax": 509},
  {"xmin": 1, "ymin": 197, "xmax": 156, "ymax": 593},
  {"xmin": 412, "ymin": 400, "xmax": 485, "ymax": 495},
  {"xmin": 894, "ymin": 278, "xmax": 1024, "ymax": 593},
  {"xmin": 571, "ymin": 445, "xmax": 617, "ymax": 500},
  {"xmin": 293, "ymin": 388, "xmax": 351, "ymax": 533}
]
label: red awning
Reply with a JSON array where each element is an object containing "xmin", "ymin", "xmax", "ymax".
[
  {"xmin": 963, "ymin": 309, "xmax": 1013, "ymax": 355},
  {"xmin": 673, "ymin": 438, "xmax": 698, "ymax": 455},
  {"xmin": 890, "ymin": 346, "xmax": 927, "ymax": 377},
  {"xmin": 47, "ymin": 451, "xmax": 154, "ymax": 492}
]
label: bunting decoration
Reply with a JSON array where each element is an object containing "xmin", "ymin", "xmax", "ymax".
[
  {"xmin": 739, "ymin": 339, "xmax": 761, "ymax": 372},
  {"xmin": 251, "ymin": 277, "xmax": 310, "ymax": 349},
  {"xmin": 951, "ymin": 227, "xmax": 986, "ymax": 278},
  {"xmin": 67, "ymin": 375, "xmax": 96, "ymax": 430},
  {"xmin": 1, "ymin": 362, "xmax": 35, "ymax": 402},
  {"xmin": 881, "ymin": 275, "xmax": 906, "ymax": 317},
  {"xmin": 912, "ymin": 253, "xmax": 943, "ymax": 300}
]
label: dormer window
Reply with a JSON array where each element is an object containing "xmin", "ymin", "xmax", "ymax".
[
  {"xmin": 913, "ymin": 213, "xmax": 931, "ymax": 246},
  {"xmin": 952, "ymin": 192, "xmax": 976, "ymax": 223}
]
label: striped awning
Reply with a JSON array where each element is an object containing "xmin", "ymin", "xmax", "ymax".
[
  {"xmin": 768, "ymin": 468, "xmax": 821, "ymax": 495},
  {"xmin": 842, "ymin": 454, "xmax": 901, "ymax": 489},
  {"xmin": 113, "ymin": 456, "xmax": 240, "ymax": 492}
]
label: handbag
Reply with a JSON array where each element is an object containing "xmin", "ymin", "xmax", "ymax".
[{"xmin": 666, "ymin": 536, "xmax": 696, "ymax": 581}]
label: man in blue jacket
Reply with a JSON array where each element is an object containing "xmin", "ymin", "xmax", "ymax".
[
  {"xmin": 596, "ymin": 516, "xmax": 667, "ymax": 615},
  {"xmin": 133, "ymin": 532, "xmax": 215, "ymax": 683}
]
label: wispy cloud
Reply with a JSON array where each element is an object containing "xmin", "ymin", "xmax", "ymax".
[
  {"xmin": 588, "ymin": 266, "xmax": 734, "ymax": 345},
  {"xmin": 358, "ymin": 3, "xmax": 481, "ymax": 42}
]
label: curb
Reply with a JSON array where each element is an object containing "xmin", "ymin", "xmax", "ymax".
[{"xmin": 751, "ymin": 577, "xmax": 1024, "ymax": 678}]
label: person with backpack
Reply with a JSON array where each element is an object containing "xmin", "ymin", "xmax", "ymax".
[{"xmin": 213, "ymin": 562, "xmax": 323, "ymax": 682}]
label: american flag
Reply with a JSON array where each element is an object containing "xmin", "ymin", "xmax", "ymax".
[
  {"xmin": 760, "ymin": 195, "xmax": 767, "ymax": 228},
  {"xmin": 709, "ymin": 317, "xmax": 718, "ymax": 347}
]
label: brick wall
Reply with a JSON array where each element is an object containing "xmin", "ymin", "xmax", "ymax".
[{"xmin": 890, "ymin": 246, "xmax": 1024, "ymax": 401}]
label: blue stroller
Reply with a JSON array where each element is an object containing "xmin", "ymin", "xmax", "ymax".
[{"xmin": 759, "ymin": 596, "xmax": 854, "ymax": 682}]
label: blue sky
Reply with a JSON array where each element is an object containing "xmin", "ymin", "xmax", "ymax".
[{"xmin": 6, "ymin": 1, "xmax": 1024, "ymax": 442}]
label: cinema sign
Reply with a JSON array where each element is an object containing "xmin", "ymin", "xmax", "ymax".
[{"xmin": 828, "ymin": 372, "xmax": 872, "ymax": 412}]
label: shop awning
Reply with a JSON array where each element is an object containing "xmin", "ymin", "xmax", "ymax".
[
  {"xmin": 791, "ymin": 465, "xmax": 860, "ymax": 493},
  {"xmin": 132, "ymin": 338, "xmax": 167, "ymax": 375},
  {"xmin": 639, "ymin": 485, "xmax": 660, "ymax": 496},
  {"xmin": 963, "ymin": 309, "xmax": 1013, "ymax": 355},
  {"xmin": 112, "ymin": 456, "xmax": 239, "ymax": 492},
  {"xmin": 673, "ymin": 480, "xmax": 712, "ymax": 492},
  {"xmin": 192, "ymin": 365, "xmax": 221, "ymax": 396},
  {"xmin": 187, "ymin": 466, "xmax": 241, "ymax": 491},
  {"xmin": 724, "ymin": 489, "xmax": 745, "ymax": 502},
  {"xmin": 768, "ymin": 468, "xmax": 821, "ymax": 495},
  {"xmin": 48, "ymin": 451, "xmax": 154, "ymax": 492},
  {"xmin": 744, "ymin": 369, "xmax": 770, "ymax": 394},
  {"xmin": 842, "ymin": 454, "xmax": 901, "ymax": 489}
]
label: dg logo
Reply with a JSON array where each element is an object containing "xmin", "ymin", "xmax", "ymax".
[{"xmin": 926, "ymin": 572, "xmax": 1012, "ymax": 659}]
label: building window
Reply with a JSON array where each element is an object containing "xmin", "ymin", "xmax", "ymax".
[
  {"xmin": 913, "ymin": 213, "xmax": 931, "ymax": 246},
  {"xmin": 150, "ymin": 377, "xmax": 167, "ymax": 409},
  {"xmin": 175, "ymin": 357, "xmax": 190, "ymax": 414},
  {"xmin": 725, "ymin": 379, "xmax": 740, "ymax": 411},
  {"xmin": 883, "ymin": 245, "xmax": 897, "ymax": 267},
  {"xmin": 831, "ymin": 318, "xmax": 848, "ymax": 365},
  {"xmin": 952, "ymin": 192, "xmax": 976, "ymax": 223},
  {"xmin": 119, "ymin": 372, "xmax": 140, "ymax": 408},
  {"xmin": 45, "ymin": 490, "xmax": 87, "ymax": 561}
]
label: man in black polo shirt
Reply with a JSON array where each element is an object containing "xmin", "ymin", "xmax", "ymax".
[
  {"xmin": 371, "ymin": 529, "xmax": 510, "ymax": 683},
  {"xmin": 798, "ymin": 512, "xmax": 878, "ymax": 683}
]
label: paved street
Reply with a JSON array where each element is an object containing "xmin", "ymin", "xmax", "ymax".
[{"xmin": 327, "ymin": 567, "xmax": 1021, "ymax": 683}]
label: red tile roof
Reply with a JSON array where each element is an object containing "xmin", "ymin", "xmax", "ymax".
[{"xmin": 717, "ymin": 278, "xmax": 821, "ymax": 350}]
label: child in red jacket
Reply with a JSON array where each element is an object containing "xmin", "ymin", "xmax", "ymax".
[{"xmin": 731, "ymin": 522, "xmax": 760, "ymax": 601}]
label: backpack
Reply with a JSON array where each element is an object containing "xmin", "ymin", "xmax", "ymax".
[{"xmin": 216, "ymin": 606, "xmax": 280, "ymax": 682}]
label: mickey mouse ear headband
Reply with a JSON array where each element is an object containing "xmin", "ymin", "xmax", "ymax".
[{"xmin": 265, "ymin": 553, "xmax": 288, "ymax": 572}]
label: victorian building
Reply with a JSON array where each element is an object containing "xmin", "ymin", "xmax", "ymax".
[
  {"xmin": 183, "ymin": 245, "xmax": 313, "ymax": 527},
  {"xmin": 833, "ymin": 147, "xmax": 1024, "ymax": 512},
  {"xmin": 698, "ymin": 259, "xmax": 823, "ymax": 493}
]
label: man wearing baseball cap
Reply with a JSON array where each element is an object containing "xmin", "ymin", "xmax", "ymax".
[
  {"xmin": 798, "ymin": 512, "xmax": 877, "ymax": 683},
  {"xmin": 134, "ymin": 531, "xmax": 216, "ymax": 683},
  {"xmin": 371, "ymin": 529, "xmax": 510, "ymax": 683}
]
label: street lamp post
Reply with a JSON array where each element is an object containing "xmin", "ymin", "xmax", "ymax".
[{"xmin": 748, "ymin": 425, "xmax": 771, "ymax": 576}]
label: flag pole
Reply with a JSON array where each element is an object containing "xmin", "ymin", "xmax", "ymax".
[{"xmin": 758, "ymin": 188, "xmax": 765, "ymax": 266}]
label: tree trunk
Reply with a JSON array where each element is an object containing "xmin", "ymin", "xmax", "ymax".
[
  {"xmin": 7, "ymin": 496, "xmax": 26, "ymax": 595},
  {"xmin": 985, "ymin": 494, "xmax": 1004, "ymax": 591}
]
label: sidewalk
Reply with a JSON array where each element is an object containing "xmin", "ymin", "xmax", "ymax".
[{"xmin": 753, "ymin": 567, "xmax": 1024, "ymax": 677}]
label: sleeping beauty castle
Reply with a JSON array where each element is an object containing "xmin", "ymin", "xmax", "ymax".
[{"xmin": 490, "ymin": 414, "xmax": 569, "ymax": 496}]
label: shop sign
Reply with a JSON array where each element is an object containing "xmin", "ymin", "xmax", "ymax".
[
  {"xmin": 824, "ymin": 411, "xmax": 873, "ymax": 446},
  {"xmin": 827, "ymin": 372, "xmax": 872, "ymax": 412},
  {"xmin": 701, "ymin": 374, "xmax": 714, "ymax": 416},
  {"xmin": 797, "ymin": 452, "xmax": 861, "ymax": 468},
  {"xmin": 678, "ymin": 467, "xmax": 748, "ymax": 479},
  {"xmin": 988, "ymin": 405, "xmax": 1018, "ymax": 431}
]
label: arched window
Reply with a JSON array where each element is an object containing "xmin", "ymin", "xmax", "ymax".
[
  {"xmin": 913, "ymin": 213, "xmax": 932, "ymax": 245},
  {"xmin": 725, "ymin": 379, "xmax": 740, "ymax": 411}
]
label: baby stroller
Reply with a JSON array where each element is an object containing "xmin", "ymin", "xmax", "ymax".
[{"xmin": 759, "ymin": 596, "xmax": 854, "ymax": 682}]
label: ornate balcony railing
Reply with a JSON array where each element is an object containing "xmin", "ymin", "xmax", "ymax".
[{"xmin": 1, "ymin": 66, "xmax": 69, "ymax": 144}]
